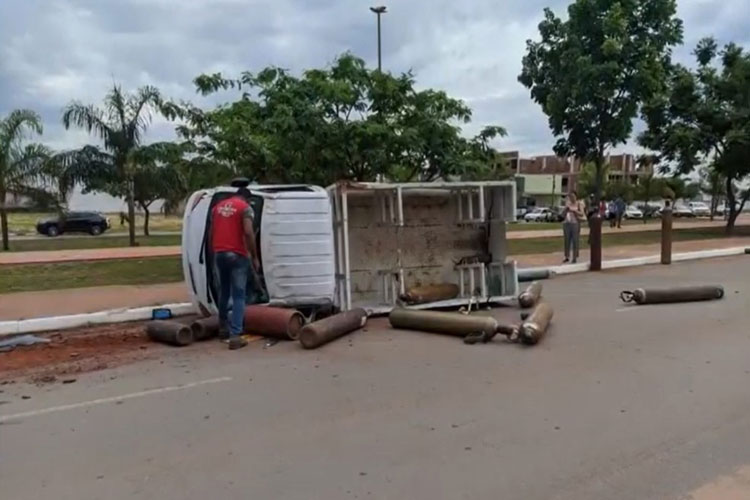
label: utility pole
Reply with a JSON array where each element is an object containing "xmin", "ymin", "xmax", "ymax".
[{"xmin": 370, "ymin": 6, "xmax": 387, "ymax": 71}]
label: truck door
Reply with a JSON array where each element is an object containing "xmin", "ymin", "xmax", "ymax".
[{"xmin": 203, "ymin": 191, "xmax": 267, "ymax": 309}]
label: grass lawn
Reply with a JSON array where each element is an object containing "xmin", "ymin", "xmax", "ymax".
[
  {"xmin": 7, "ymin": 212, "xmax": 183, "ymax": 236},
  {"xmin": 509, "ymin": 219, "xmax": 663, "ymax": 232},
  {"xmin": 6, "ymin": 234, "xmax": 181, "ymax": 253},
  {"xmin": 509, "ymin": 226, "xmax": 750, "ymax": 255},
  {"xmin": 0, "ymin": 256, "xmax": 183, "ymax": 294}
]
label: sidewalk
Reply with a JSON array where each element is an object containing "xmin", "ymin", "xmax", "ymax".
[
  {"xmin": 1, "ymin": 219, "xmax": 744, "ymax": 266},
  {"xmin": 513, "ymin": 235, "xmax": 750, "ymax": 267},
  {"xmin": 2, "ymin": 237, "xmax": 749, "ymax": 321},
  {"xmin": 0, "ymin": 246, "xmax": 180, "ymax": 265},
  {"xmin": 507, "ymin": 219, "xmax": 742, "ymax": 239}
]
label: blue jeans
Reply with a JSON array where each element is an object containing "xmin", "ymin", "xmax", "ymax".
[{"xmin": 215, "ymin": 252, "xmax": 250, "ymax": 336}]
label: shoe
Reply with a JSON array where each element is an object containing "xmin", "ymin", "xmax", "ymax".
[
  {"xmin": 218, "ymin": 329, "xmax": 230, "ymax": 340},
  {"xmin": 572, "ymin": 258, "xmax": 577, "ymax": 264},
  {"xmin": 228, "ymin": 337, "xmax": 248, "ymax": 350},
  {"xmin": 563, "ymin": 258, "xmax": 570, "ymax": 263}
]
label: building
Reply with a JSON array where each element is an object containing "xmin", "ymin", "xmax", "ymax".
[{"xmin": 501, "ymin": 151, "xmax": 653, "ymax": 207}]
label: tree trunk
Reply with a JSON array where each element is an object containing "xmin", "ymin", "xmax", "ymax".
[
  {"xmin": 0, "ymin": 186, "xmax": 8, "ymax": 251},
  {"xmin": 725, "ymin": 176, "xmax": 736, "ymax": 235},
  {"xmin": 127, "ymin": 177, "xmax": 137, "ymax": 246},
  {"xmin": 143, "ymin": 205, "xmax": 150, "ymax": 237}
]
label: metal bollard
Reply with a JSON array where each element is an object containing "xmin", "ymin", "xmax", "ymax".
[
  {"xmin": 590, "ymin": 213, "xmax": 602, "ymax": 271},
  {"xmin": 519, "ymin": 303, "xmax": 554, "ymax": 345},
  {"xmin": 146, "ymin": 321, "xmax": 194, "ymax": 347},
  {"xmin": 299, "ymin": 309, "xmax": 368, "ymax": 349},
  {"xmin": 661, "ymin": 202, "xmax": 673, "ymax": 265},
  {"xmin": 620, "ymin": 285, "xmax": 724, "ymax": 305},
  {"xmin": 518, "ymin": 281, "xmax": 543, "ymax": 309}
]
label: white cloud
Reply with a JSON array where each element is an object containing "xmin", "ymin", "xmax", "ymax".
[{"xmin": 0, "ymin": 0, "xmax": 748, "ymax": 156}]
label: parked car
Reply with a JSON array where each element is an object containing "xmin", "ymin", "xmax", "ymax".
[
  {"xmin": 516, "ymin": 207, "xmax": 529, "ymax": 219},
  {"xmin": 36, "ymin": 212, "xmax": 111, "ymax": 237},
  {"xmin": 523, "ymin": 207, "xmax": 552, "ymax": 222},
  {"xmin": 688, "ymin": 201, "xmax": 711, "ymax": 217},
  {"xmin": 546, "ymin": 206, "xmax": 565, "ymax": 223},
  {"xmin": 672, "ymin": 204, "xmax": 695, "ymax": 218},
  {"xmin": 623, "ymin": 205, "xmax": 644, "ymax": 219}
]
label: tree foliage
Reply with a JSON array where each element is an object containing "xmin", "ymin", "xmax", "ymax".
[
  {"xmin": 63, "ymin": 85, "xmax": 163, "ymax": 246},
  {"xmin": 164, "ymin": 54, "xmax": 508, "ymax": 186},
  {"xmin": 519, "ymin": 0, "xmax": 683, "ymax": 205},
  {"xmin": 0, "ymin": 110, "xmax": 45, "ymax": 250},
  {"xmin": 640, "ymin": 37, "xmax": 750, "ymax": 232}
]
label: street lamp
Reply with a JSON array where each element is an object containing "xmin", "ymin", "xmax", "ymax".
[{"xmin": 370, "ymin": 5, "xmax": 387, "ymax": 71}]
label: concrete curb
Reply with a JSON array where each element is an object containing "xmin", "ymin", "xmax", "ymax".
[
  {"xmin": 522, "ymin": 246, "xmax": 748, "ymax": 276},
  {"xmin": 0, "ymin": 303, "xmax": 195, "ymax": 337},
  {"xmin": 0, "ymin": 246, "xmax": 746, "ymax": 337}
]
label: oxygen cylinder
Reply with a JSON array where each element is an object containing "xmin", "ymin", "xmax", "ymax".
[
  {"xmin": 389, "ymin": 309, "xmax": 498, "ymax": 338},
  {"xmin": 299, "ymin": 309, "xmax": 368, "ymax": 349},
  {"xmin": 620, "ymin": 285, "xmax": 724, "ymax": 305},
  {"xmin": 146, "ymin": 321, "xmax": 194, "ymax": 347},
  {"xmin": 518, "ymin": 281, "xmax": 543, "ymax": 309},
  {"xmin": 519, "ymin": 303, "xmax": 553, "ymax": 345}
]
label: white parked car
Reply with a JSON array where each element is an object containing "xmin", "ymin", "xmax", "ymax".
[
  {"xmin": 623, "ymin": 205, "xmax": 644, "ymax": 219},
  {"xmin": 688, "ymin": 201, "xmax": 711, "ymax": 217},
  {"xmin": 672, "ymin": 204, "xmax": 695, "ymax": 217},
  {"xmin": 523, "ymin": 207, "xmax": 552, "ymax": 222}
]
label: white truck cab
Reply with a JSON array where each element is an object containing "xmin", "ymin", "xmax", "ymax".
[{"xmin": 182, "ymin": 184, "xmax": 336, "ymax": 317}]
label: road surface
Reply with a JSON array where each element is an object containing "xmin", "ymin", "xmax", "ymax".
[{"xmin": 3, "ymin": 256, "xmax": 750, "ymax": 499}]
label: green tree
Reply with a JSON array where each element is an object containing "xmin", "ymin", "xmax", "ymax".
[
  {"xmin": 661, "ymin": 176, "xmax": 700, "ymax": 201},
  {"xmin": 640, "ymin": 38, "xmax": 750, "ymax": 232},
  {"xmin": 0, "ymin": 110, "xmax": 45, "ymax": 250},
  {"xmin": 605, "ymin": 180, "xmax": 633, "ymax": 203},
  {"xmin": 164, "ymin": 54, "xmax": 506, "ymax": 186},
  {"xmin": 63, "ymin": 84, "xmax": 163, "ymax": 246},
  {"xmin": 577, "ymin": 163, "xmax": 609, "ymax": 199},
  {"xmin": 634, "ymin": 173, "xmax": 666, "ymax": 222},
  {"xmin": 699, "ymin": 165, "xmax": 725, "ymax": 221},
  {"xmin": 519, "ymin": 0, "xmax": 683, "ymax": 257}
]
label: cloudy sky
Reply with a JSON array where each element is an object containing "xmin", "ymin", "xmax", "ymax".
[{"xmin": 1, "ymin": 0, "xmax": 748, "ymax": 158}]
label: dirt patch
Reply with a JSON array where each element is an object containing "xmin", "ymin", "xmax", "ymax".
[{"xmin": 0, "ymin": 322, "xmax": 167, "ymax": 383}]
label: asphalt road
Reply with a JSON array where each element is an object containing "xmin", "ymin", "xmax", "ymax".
[{"xmin": 3, "ymin": 256, "xmax": 750, "ymax": 499}]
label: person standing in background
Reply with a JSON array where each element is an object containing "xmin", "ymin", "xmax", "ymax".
[
  {"xmin": 608, "ymin": 199, "xmax": 617, "ymax": 227},
  {"xmin": 615, "ymin": 196, "xmax": 626, "ymax": 228},
  {"xmin": 562, "ymin": 191, "xmax": 585, "ymax": 263},
  {"xmin": 210, "ymin": 187, "xmax": 260, "ymax": 350}
]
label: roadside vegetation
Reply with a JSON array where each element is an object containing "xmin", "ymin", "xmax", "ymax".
[{"xmin": 0, "ymin": 257, "xmax": 183, "ymax": 294}]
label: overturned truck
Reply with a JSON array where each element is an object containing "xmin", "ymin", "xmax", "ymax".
[{"xmin": 182, "ymin": 180, "xmax": 518, "ymax": 316}]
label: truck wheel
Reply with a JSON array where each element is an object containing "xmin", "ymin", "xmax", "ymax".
[{"xmin": 46, "ymin": 225, "xmax": 59, "ymax": 237}]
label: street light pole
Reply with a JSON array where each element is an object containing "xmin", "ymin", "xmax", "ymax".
[{"xmin": 370, "ymin": 6, "xmax": 387, "ymax": 71}]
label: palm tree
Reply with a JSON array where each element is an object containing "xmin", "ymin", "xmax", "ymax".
[
  {"xmin": 62, "ymin": 85, "xmax": 162, "ymax": 246},
  {"xmin": 0, "ymin": 110, "xmax": 44, "ymax": 250}
]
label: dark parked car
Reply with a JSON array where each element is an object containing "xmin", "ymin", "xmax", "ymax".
[{"xmin": 36, "ymin": 212, "xmax": 110, "ymax": 237}]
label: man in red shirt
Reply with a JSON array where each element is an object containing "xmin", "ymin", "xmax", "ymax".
[{"xmin": 211, "ymin": 188, "xmax": 260, "ymax": 350}]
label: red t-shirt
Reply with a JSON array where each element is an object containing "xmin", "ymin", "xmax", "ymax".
[{"xmin": 211, "ymin": 196, "xmax": 252, "ymax": 256}]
